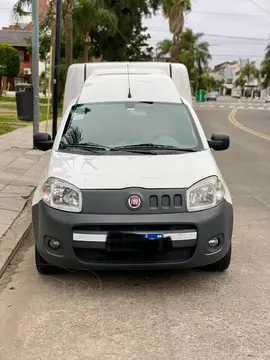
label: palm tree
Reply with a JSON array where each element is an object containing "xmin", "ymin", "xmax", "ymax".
[
  {"xmin": 162, "ymin": 0, "xmax": 191, "ymax": 63},
  {"xmin": 240, "ymin": 63, "xmax": 258, "ymax": 84},
  {"xmin": 12, "ymin": 0, "xmax": 31, "ymax": 18},
  {"xmin": 178, "ymin": 29, "xmax": 211, "ymax": 90},
  {"xmin": 235, "ymin": 75, "xmax": 246, "ymax": 95},
  {"xmin": 261, "ymin": 45, "xmax": 270, "ymax": 88},
  {"xmin": 239, "ymin": 63, "xmax": 258, "ymax": 96},
  {"xmin": 156, "ymin": 29, "xmax": 211, "ymax": 91},
  {"xmin": 156, "ymin": 39, "xmax": 172, "ymax": 60},
  {"xmin": 73, "ymin": 0, "xmax": 118, "ymax": 62},
  {"xmin": 201, "ymin": 72, "xmax": 221, "ymax": 92},
  {"xmin": 64, "ymin": 0, "xmax": 74, "ymax": 70}
]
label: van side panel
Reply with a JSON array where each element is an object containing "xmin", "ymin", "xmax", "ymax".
[
  {"xmin": 171, "ymin": 64, "xmax": 192, "ymax": 104},
  {"xmin": 63, "ymin": 64, "xmax": 85, "ymax": 114}
]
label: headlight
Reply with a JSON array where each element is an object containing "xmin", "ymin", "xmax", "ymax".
[
  {"xmin": 186, "ymin": 176, "xmax": 225, "ymax": 212},
  {"xmin": 41, "ymin": 177, "xmax": 82, "ymax": 212}
]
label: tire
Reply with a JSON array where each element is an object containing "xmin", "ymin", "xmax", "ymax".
[
  {"xmin": 35, "ymin": 246, "xmax": 62, "ymax": 275},
  {"xmin": 208, "ymin": 246, "xmax": 231, "ymax": 272}
]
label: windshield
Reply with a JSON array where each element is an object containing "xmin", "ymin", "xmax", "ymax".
[{"xmin": 59, "ymin": 102, "xmax": 203, "ymax": 153}]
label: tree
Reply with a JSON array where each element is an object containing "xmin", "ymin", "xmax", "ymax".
[
  {"xmin": 261, "ymin": 44, "xmax": 270, "ymax": 88},
  {"xmin": 235, "ymin": 75, "xmax": 246, "ymax": 95},
  {"xmin": 124, "ymin": 26, "xmax": 154, "ymax": 61},
  {"xmin": 201, "ymin": 74, "xmax": 224, "ymax": 92},
  {"xmin": 0, "ymin": 44, "xmax": 20, "ymax": 77},
  {"xmin": 0, "ymin": 44, "xmax": 20, "ymax": 95},
  {"xmin": 239, "ymin": 63, "xmax": 258, "ymax": 96},
  {"xmin": 157, "ymin": 29, "xmax": 211, "ymax": 91},
  {"xmin": 64, "ymin": 0, "xmax": 74, "ymax": 70},
  {"xmin": 26, "ymin": 33, "xmax": 51, "ymax": 68},
  {"xmin": 73, "ymin": 0, "xmax": 118, "ymax": 62},
  {"xmin": 40, "ymin": 70, "xmax": 48, "ymax": 96},
  {"xmin": 66, "ymin": 0, "xmax": 160, "ymax": 66},
  {"xmin": 240, "ymin": 63, "xmax": 258, "ymax": 85},
  {"xmin": 179, "ymin": 29, "xmax": 211, "ymax": 90},
  {"xmin": 27, "ymin": 0, "xmax": 160, "ymax": 102},
  {"xmin": 12, "ymin": 0, "xmax": 31, "ymax": 17},
  {"xmin": 162, "ymin": 0, "xmax": 191, "ymax": 63},
  {"xmin": 95, "ymin": 0, "xmax": 160, "ymax": 61},
  {"xmin": 156, "ymin": 39, "xmax": 172, "ymax": 59}
]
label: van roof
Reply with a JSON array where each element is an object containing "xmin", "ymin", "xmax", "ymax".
[
  {"xmin": 90, "ymin": 68, "xmax": 166, "ymax": 76},
  {"xmin": 78, "ymin": 73, "xmax": 183, "ymax": 104},
  {"xmin": 63, "ymin": 62, "xmax": 192, "ymax": 113}
]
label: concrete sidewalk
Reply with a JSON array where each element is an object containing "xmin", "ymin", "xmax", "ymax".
[{"xmin": 0, "ymin": 122, "xmax": 54, "ymax": 276}]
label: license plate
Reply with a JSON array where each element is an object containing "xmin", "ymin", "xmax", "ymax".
[{"xmin": 137, "ymin": 233, "xmax": 163, "ymax": 240}]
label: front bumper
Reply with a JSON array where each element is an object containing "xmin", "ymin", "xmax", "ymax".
[{"xmin": 32, "ymin": 200, "xmax": 233, "ymax": 270}]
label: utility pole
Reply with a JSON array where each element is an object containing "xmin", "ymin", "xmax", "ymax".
[
  {"xmin": 52, "ymin": 0, "xmax": 62, "ymax": 140},
  {"xmin": 32, "ymin": 0, "xmax": 40, "ymax": 143}
]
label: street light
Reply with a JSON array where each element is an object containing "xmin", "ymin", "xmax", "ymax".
[{"xmin": 52, "ymin": 0, "xmax": 62, "ymax": 140}]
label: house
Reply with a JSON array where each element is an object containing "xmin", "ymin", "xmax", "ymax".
[
  {"xmin": 212, "ymin": 61, "xmax": 238, "ymax": 95},
  {"xmin": 212, "ymin": 59, "xmax": 260, "ymax": 96},
  {"xmin": 0, "ymin": 29, "xmax": 32, "ymax": 86},
  {"xmin": 0, "ymin": 0, "xmax": 48, "ymax": 88}
]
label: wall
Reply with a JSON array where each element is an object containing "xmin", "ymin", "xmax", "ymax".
[{"xmin": 14, "ymin": 46, "xmax": 32, "ymax": 76}]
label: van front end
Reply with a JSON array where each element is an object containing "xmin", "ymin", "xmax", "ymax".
[
  {"xmin": 32, "ymin": 78, "xmax": 233, "ymax": 274},
  {"xmin": 33, "ymin": 184, "xmax": 233, "ymax": 273}
]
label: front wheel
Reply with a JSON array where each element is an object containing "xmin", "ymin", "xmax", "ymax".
[
  {"xmin": 208, "ymin": 246, "xmax": 231, "ymax": 272},
  {"xmin": 35, "ymin": 246, "xmax": 62, "ymax": 275}
]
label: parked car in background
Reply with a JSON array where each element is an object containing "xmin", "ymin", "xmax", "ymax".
[
  {"xmin": 265, "ymin": 93, "xmax": 270, "ymax": 103},
  {"xmin": 232, "ymin": 90, "xmax": 241, "ymax": 98},
  {"xmin": 206, "ymin": 92, "xmax": 218, "ymax": 101}
]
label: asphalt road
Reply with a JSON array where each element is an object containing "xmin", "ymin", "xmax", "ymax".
[{"xmin": 1, "ymin": 107, "xmax": 270, "ymax": 360}]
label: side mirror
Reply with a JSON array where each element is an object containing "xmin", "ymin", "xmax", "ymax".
[
  {"xmin": 33, "ymin": 133, "xmax": 53, "ymax": 151},
  {"xmin": 208, "ymin": 133, "xmax": 230, "ymax": 151}
]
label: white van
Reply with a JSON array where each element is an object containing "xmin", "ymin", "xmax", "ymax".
[
  {"xmin": 33, "ymin": 64, "xmax": 233, "ymax": 274},
  {"xmin": 232, "ymin": 88, "xmax": 241, "ymax": 98}
]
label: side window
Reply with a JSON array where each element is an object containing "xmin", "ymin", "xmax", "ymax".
[{"xmin": 19, "ymin": 51, "xmax": 24, "ymax": 61}]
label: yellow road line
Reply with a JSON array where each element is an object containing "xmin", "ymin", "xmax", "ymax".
[{"xmin": 228, "ymin": 107, "xmax": 270, "ymax": 141}]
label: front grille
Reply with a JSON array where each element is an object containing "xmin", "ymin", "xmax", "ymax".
[
  {"xmin": 73, "ymin": 224, "xmax": 197, "ymax": 232},
  {"xmin": 74, "ymin": 246, "xmax": 195, "ymax": 264},
  {"xmin": 149, "ymin": 193, "xmax": 182, "ymax": 209},
  {"xmin": 81, "ymin": 188, "xmax": 187, "ymax": 214}
]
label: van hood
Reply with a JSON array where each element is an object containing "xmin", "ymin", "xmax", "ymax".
[{"xmin": 46, "ymin": 150, "xmax": 220, "ymax": 190}]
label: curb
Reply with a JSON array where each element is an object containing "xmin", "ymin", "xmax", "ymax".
[{"xmin": 0, "ymin": 194, "xmax": 33, "ymax": 279}]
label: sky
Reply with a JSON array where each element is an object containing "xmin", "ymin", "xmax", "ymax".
[{"xmin": 1, "ymin": 0, "xmax": 270, "ymax": 66}]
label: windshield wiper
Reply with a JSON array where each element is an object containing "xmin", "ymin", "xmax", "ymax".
[
  {"xmin": 111, "ymin": 143, "xmax": 198, "ymax": 152},
  {"xmin": 60, "ymin": 142, "xmax": 109, "ymax": 152},
  {"xmin": 60, "ymin": 142, "xmax": 157, "ymax": 155}
]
